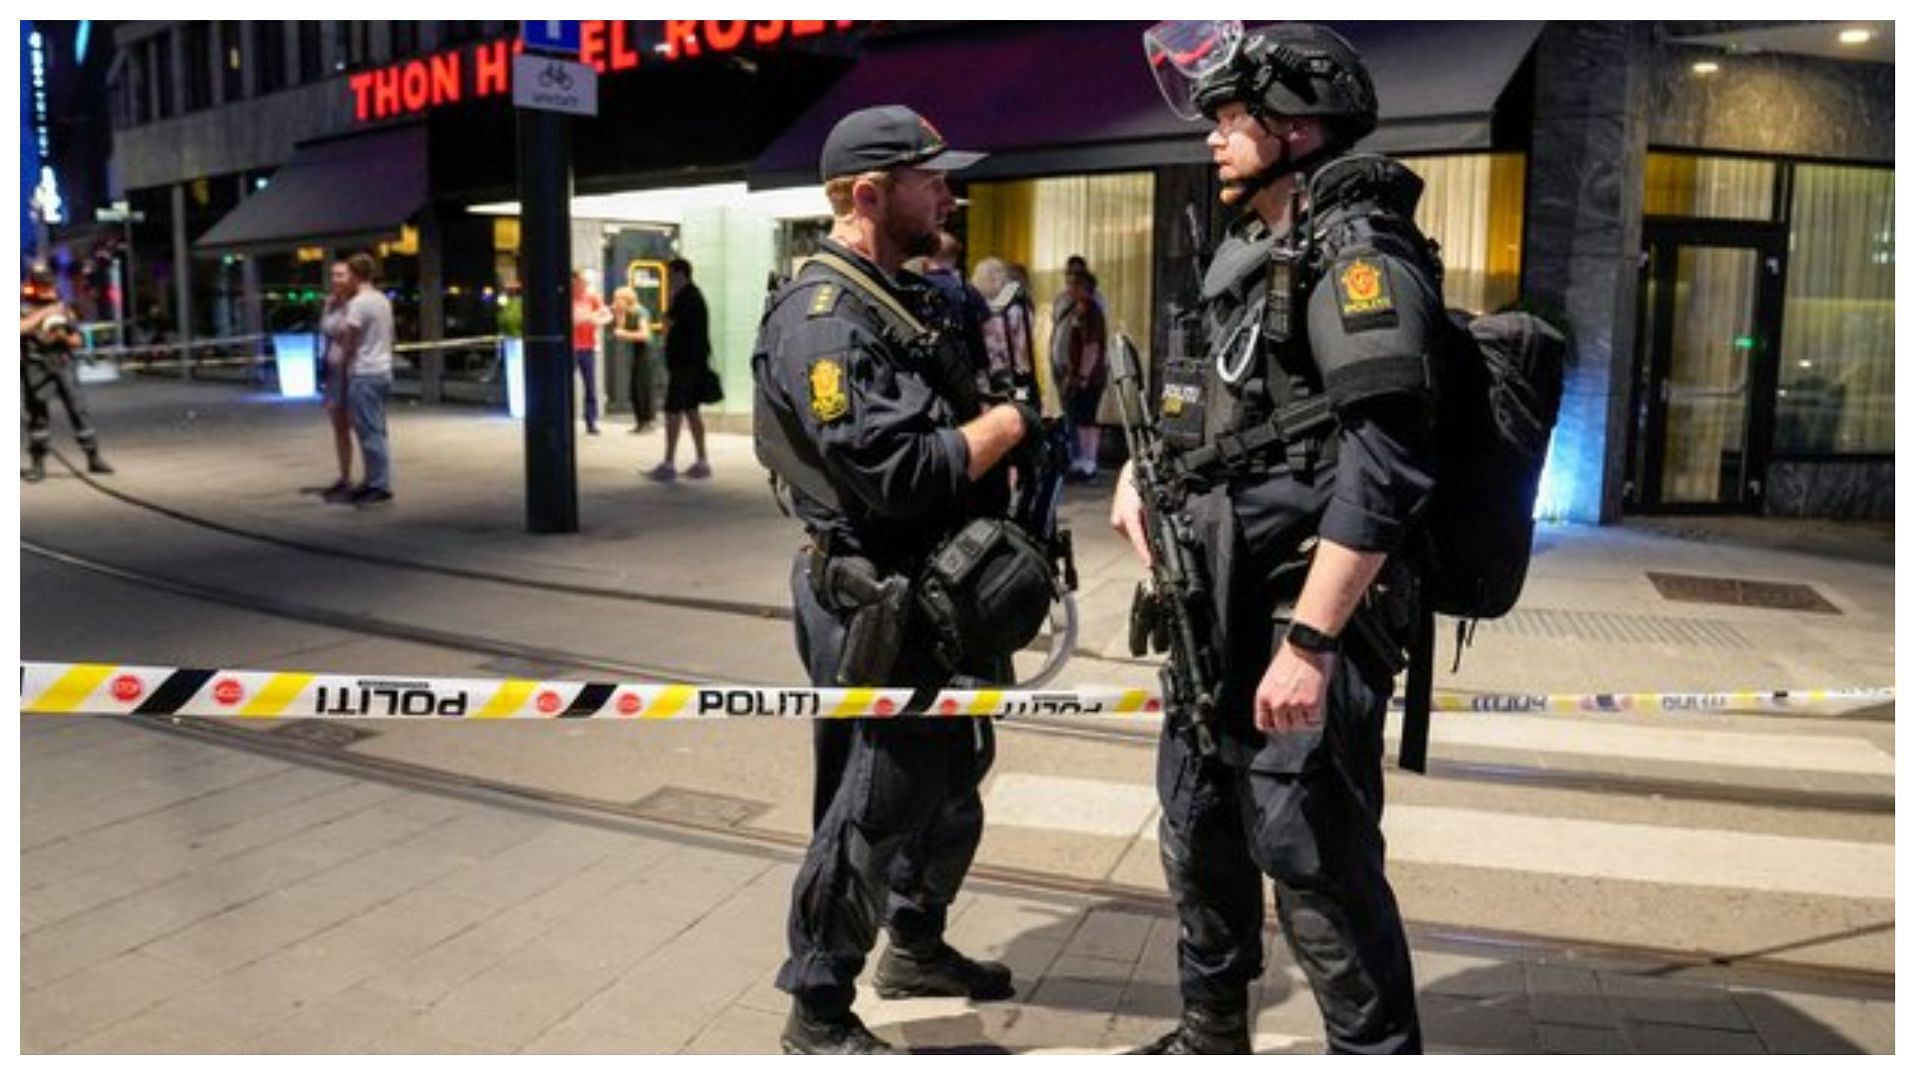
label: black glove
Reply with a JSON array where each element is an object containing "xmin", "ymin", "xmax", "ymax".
[{"xmin": 1008, "ymin": 401, "xmax": 1046, "ymax": 469}]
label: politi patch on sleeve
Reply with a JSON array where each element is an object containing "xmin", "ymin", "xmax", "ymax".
[
  {"xmin": 808, "ymin": 357, "xmax": 850, "ymax": 423},
  {"xmin": 807, "ymin": 283, "xmax": 838, "ymax": 318},
  {"xmin": 1334, "ymin": 255, "xmax": 1397, "ymax": 330}
]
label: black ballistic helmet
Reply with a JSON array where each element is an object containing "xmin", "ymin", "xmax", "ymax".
[{"xmin": 1189, "ymin": 23, "xmax": 1378, "ymax": 150}]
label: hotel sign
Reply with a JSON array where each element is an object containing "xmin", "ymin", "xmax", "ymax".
[{"xmin": 350, "ymin": 20, "xmax": 856, "ymax": 124}]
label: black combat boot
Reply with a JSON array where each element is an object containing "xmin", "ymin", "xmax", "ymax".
[
  {"xmin": 1128, "ymin": 1003, "xmax": 1253, "ymax": 1054},
  {"xmin": 23, "ymin": 455, "xmax": 46, "ymax": 483},
  {"xmin": 85, "ymin": 450, "xmax": 114, "ymax": 475},
  {"xmin": 780, "ymin": 1005, "xmax": 900, "ymax": 1055},
  {"xmin": 873, "ymin": 942, "xmax": 1015, "ymax": 1001}
]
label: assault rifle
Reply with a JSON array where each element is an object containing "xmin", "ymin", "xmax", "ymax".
[{"xmin": 1110, "ymin": 333, "xmax": 1221, "ymax": 757}]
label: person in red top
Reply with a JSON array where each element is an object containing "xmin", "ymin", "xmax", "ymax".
[{"xmin": 571, "ymin": 271, "xmax": 613, "ymax": 435}]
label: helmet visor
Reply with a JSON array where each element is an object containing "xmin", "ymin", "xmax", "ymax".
[{"xmin": 1143, "ymin": 20, "xmax": 1242, "ymax": 120}]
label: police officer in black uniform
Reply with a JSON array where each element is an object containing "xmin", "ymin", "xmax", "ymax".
[
  {"xmin": 1112, "ymin": 22, "xmax": 1439, "ymax": 1053},
  {"xmin": 21, "ymin": 266, "xmax": 114, "ymax": 482},
  {"xmin": 751, "ymin": 105, "xmax": 1049, "ymax": 1055}
]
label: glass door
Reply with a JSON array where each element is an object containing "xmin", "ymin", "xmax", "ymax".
[{"xmin": 1629, "ymin": 224, "xmax": 1786, "ymax": 511}]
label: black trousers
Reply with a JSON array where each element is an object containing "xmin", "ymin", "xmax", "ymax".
[
  {"xmin": 1156, "ymin": 636, "xmax": 1422, "ymax": 1054},
  {"xmin": 777, "ymin": 551, "xmax": 995, "ymax": 1016},
  {"xmin": 627, "ymin": 346, "xmax": 655, "ymax": 426},
  {"xmin": 23, "ymin": 358, "xmax": 98, "ymax": 457}
]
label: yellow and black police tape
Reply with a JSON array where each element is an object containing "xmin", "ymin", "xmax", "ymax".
[
  {"xmin": 17, "ymin": 662, "xmax": 1893, "ymax": 723},
  {"xmin": 18, "ymin": 662, "xmax": 1157, "ymax": 723}
]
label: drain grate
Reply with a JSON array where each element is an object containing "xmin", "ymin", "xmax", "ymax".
[
  {"xmin": 270, "ymin": 719, "xmax": 381, "ymax": 749},
  {"xmin": 1646, "ymin": 572, "xmax": 1842, "ymax": 615},
  {"xmin": 1464, "ymin": 608, "xmax": 1751, "ymax": 648},
  {"xmin": 631, "ymin": 785, "xmax": 773, "ymax": 829}
]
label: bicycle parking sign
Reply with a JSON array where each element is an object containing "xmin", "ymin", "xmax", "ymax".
[{"xmin": 512, "ymin": 53, "xmax": 598, "ymax": 116}]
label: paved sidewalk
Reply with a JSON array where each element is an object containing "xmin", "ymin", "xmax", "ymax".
[
  {"xmin": 20, "ymin": 715, "xmax": 1894, "ymax": 1054},
  {"xmin": 42, "ymin": 378, "xmax": 1896, "ymax": 702}
]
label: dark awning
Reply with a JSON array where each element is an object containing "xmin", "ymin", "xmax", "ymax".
[
  {"xmin": 195, "ymin": 124, "xmax": 428, "ymax": 252},
  {"xmin": 750, "ymin": 21, "xmax": 1542, "ymax": 189}
]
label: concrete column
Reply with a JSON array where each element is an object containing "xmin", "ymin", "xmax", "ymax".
[
  {"xmin": 416, "ymin": 204, "xmax": 446, "ymax": 404},
  {"xmin": 170, "ymin": 181, "xmax": 194, "ymax": 377},
  {"xmin": 1520, "ymin": 22, "xmax": 1654, "ymax": 524}
]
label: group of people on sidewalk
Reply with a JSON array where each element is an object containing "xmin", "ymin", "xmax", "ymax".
[{"xmin": 571, "ymin": 259, "xmax": 719, "ymax": 482}]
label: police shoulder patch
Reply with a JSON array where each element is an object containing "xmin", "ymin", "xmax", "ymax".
[
  {"xmin": 806, "ymin": 283, "xmax": 838, "ymax": 318},
  {"xmin": 1333, "ymin": 254, "xmax": 1397, "ymax": 331},
  {"xmin": 808, "ymin": 356, "xmax": 850, "ymax": 423}
]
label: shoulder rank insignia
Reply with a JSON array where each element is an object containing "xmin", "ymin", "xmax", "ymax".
[
  {"xmin": 1334, "ymin": 255, "xmax": 1396, "ymax": 328},
  {"xmin": 809, "ymin": 357, "xmax": 850, "ymax": 423},
  {"xmin": 807, "ymin": 283, "xmax": 838, "ymax": 318}
]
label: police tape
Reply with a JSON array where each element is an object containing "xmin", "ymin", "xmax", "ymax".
[
  {"xmin": 1401, "ymin": 688, "xmax": 1895, "ymax": 715},
  {"xmin": 18, "ymin": 663, "xmax": 1159, "ymax": 723},
  {"xmin": 16, "ymin": 663, "xmax": 1893, "ymax": 724}
]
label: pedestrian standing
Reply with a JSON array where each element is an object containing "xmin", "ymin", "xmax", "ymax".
[
  {"xmin": 332, "ymin": 253, "xmax": 396, "ymax": 506},
  {"xmin": 317, "ymin": 265, "xmax": 357, "ymax": 500},
  {"xmin": 571, "ymin": 271, "xmax": 612, "ymax": 435},
  {"xmin": 646, "ymin": 257, "xmax": 713, "ymax": 481},
  {"xmin": 1058, "ymin": 271, "xmax": 1109, "ymax": 479},
  {"xmin": 610, "ymin": 285, "xmax": 655, "ymax": 433}
]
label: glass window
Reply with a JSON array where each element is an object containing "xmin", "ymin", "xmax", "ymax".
[
  {"xmin": 1645, "ymin": 153, "xmax": 1776, "ymax": 220},
  {"xmin": 1776, "ymin": 164, "xmax": 1894, "ymax": 455},
  {"xmin": 298, "ymin": 22, "xmax": 322, "ymax": 83},
  {"xmin": 220, "ymin": 22, "xmax": 244, "ymax": 101},
  {"xmin": 968, "ymin": 172, "xmax": 1156, "ymax": 415},
  {"xmin": 152, "ymin": 36, "xmax": 174, "ymax": 119},
  {"xmin": 1401, "ymin": 153, "xmax": 1526, "ymax": 314},
  {"xmin": 185, "ymin": 22, "xmax": 213, "ymax": 111},
  {"xmin": 125, "ymin": 44, "xmax": 151, "ymax": 125},
  {"xmin": 254, "ymin": 22, "xmax": 286, "ymax": 95}
]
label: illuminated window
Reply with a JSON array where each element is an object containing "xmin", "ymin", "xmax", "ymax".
[
  {"xmin": 1400, "ymin": 153, "xmax": 1526, "ymax": 315},
  {"xmin": 1777, "ymin": 165, "xmax": 1894, "ymax": 454},
  {"xmin": 968, "ymin": 173, "xmax": 1156, "ymax": 415},
  {"xmin": 1645, "ymin": 153, "xmax": 1776, "ymax": 220}
]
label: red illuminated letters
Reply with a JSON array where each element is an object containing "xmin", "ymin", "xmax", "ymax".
[
  {"xmin": 754, "ymin": 21, "xmax": 786, "ymax": 45},
  {"xmin": 610, "ymin": 22, "xmax": 641, "ymax": 71},
  {"xmin": 475, "ymin": 40, "xmax": 511, "ymax": 96},
  {"xmin": 431, "ymin": 51, "xmax": 460, "ymax": 101},
  {"xmin": 581, "ymin": 20, "xmax": 608, "ymax": 73},
  {"xmin": 704, "ymin": 21, "xmax": 748, "ymax": 52},
  {"xmin": 664, "ymin": 20, "xmax": 700, "ymax": 59}
]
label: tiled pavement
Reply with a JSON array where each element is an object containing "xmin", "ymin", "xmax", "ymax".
[{"xmin": 20, "ymin": 715, "xmax": 1893, "ymax": 1055}]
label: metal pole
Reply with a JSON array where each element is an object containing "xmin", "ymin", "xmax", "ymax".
[
  {"xmin": 122, "ymin": 215, "xmax": 137, "ymax": 347},
  {"xmin": 516, "ymin": 105, "xmax": 578, "ymax": 534}
]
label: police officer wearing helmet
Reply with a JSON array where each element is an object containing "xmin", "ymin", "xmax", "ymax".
[
  {"xmin": 751, "ymin": 104, "xmax": 1051, "ymax": 1054},
  {"xmin": 1112, "ymin": 21, "xmax": 1438, "ymax": 1053}
]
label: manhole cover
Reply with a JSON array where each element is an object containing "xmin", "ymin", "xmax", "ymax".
[
  {"xmin": 1646, "ymin": 572, "xmax": 1842, "ymax": 614},
  {"xmin": 631, "ymin": 786, "xmax": 773, "ymax": 829},
  {"xmin": 270, "ymin": 719, "xmax": 380, "ymax": 749},
  {"xmin": 475, "ymin": 656, "xmax": 573, "ymax": 679}
]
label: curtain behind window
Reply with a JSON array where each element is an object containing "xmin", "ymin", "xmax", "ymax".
[
  {"xmin": 968, "ymin": 172, "xmax": 1155, "ymax": 415},
  {"xmin": 1401, "ymin": 153, "xmax": 1525, "ymax": 315},
  {"xmin": 1778, "ymin": 164, "xmax": 1894, "ymax": 455}
]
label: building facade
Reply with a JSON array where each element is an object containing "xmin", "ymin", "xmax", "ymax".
[{"xmin": 100, "ymin": 20, "xmax": 1894, "ymax": 521}]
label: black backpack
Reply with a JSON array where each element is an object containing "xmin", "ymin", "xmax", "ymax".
[
  {"xmin": 1421, "ymin": 309, "xmax": 1568, "ymax": 619},
  {"xmin": 1398, "ymin": 307, "xmax": 1566, "ymax": 773}
]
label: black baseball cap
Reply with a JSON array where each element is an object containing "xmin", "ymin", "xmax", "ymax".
[{"xmin": 819, "ymin": 105, "xmax": 985, "ymax": 183}]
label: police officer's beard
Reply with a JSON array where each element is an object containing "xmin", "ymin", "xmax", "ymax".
[{"xmin": 884, "ymin": 204, "xmax": 940, "ymax": 260}]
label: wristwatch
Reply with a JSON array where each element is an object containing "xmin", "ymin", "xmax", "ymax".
[{"xmin": 1285, "ymin": 619, "xmax": 1341, "ymax": 655}]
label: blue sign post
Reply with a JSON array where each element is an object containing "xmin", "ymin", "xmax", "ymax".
[{"xmin": 520, "ymin": 20, "xmax": 582, "ymax": 56}]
